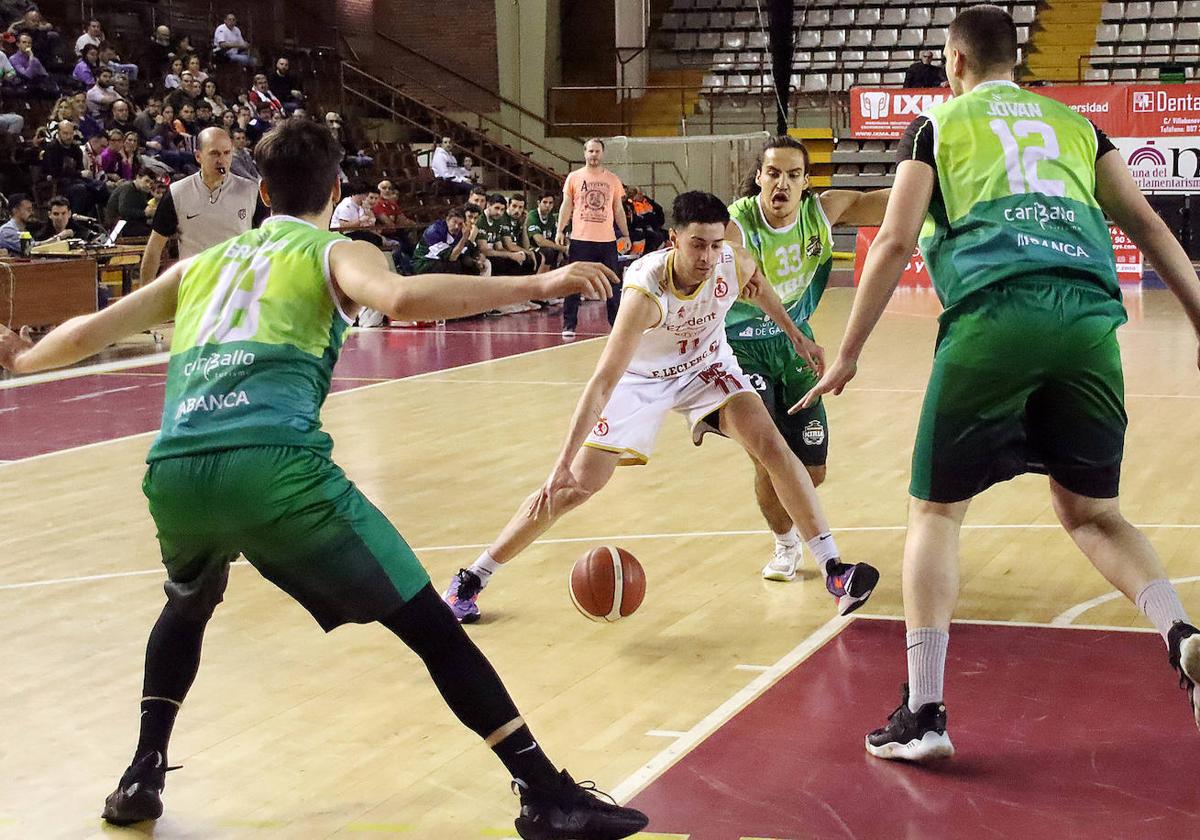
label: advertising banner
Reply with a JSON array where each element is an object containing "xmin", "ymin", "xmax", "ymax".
[{"xmin": 1113, "ymin": 137, "xmax": 1200, "ymax": 195}]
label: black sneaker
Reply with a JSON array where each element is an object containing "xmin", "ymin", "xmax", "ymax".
[
  {"xmin": 101, "ymin": 751, "xmax": 177, "ymax": 826},
  {"xmin": 825, "ymin": 561, "xmax": 880, "ymax": 616},
  {"xmin": 514, "ymin": 770, "xmax": 649, "ymax": 840},
  {"xmin": 1167, "ymin": 621, "xmax": 1200, "ymax": 731},
  {"xmin": 865, "ymin": 684, "xmax": 955, "ymax": 762}
]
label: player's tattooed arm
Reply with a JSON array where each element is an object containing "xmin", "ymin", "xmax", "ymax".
[
  {"xmin": 0, "ymin": 260, "xmax": 187, "ymax": 375},
  {"xmin": 818, "ymin": 188, "xmax": 892, "ymax": 227}
]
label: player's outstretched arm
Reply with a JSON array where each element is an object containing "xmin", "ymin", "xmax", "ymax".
[
  {"xmin": 735, "ymin": 250, "xmax": 824, "ymax": 375},
  {"xmin": 795, "ymin": 160, "xmax": 932, "ymax": 411},
  {"xmin": 1095, "ymin": 151, "xmax": 1200, "ymax": 361},
  {"xmin": 0, "ymin": 260, "xmax": 187, "ymax": 375},
  {"xmin": 531, "ymin": 292, "xmax": 659, "ymax": 518},
  {"xmin": 818, "ymin": 188, "xmax": 892, "ymax": 227},
  {"xmin": 328, "ymin": 240, "xmax": 614, "ymax": 322}
]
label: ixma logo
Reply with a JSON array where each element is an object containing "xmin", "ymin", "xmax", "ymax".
[{"xmin": 859, "ymin": 90, "xmax": 948, "ymax": 120}]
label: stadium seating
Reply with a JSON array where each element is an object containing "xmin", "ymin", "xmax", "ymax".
[
  {"xmin": 661, "ymin": 0, "xmax": 1037, "ymax": 95},
  {"xmin": 1089, "ymin": 4, "xmax": 1200, "ymax": 79}
]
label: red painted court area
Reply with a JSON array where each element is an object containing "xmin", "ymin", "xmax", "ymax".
[
  {"xmin": 0, "ymin": 307, "xmax": 606, "ymax": 461},
  {"xmin": 631, "ymin": 618, "xmax": 1200, "ymax": 840}
]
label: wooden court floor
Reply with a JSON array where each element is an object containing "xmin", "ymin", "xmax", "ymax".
[{"xmin": 2, "ymin": 287, "xmax": 1198, "ymax": 839}]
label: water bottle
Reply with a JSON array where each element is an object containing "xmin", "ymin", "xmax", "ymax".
[{"xmin": 18, "ymin": 230, "xmax": 31, "ymax": 256}]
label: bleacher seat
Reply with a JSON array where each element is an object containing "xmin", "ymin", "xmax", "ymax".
[
  {"xmin": 830, "ymin": 8, "xmax": 854, "ymax": 27},
  {"xmin": 883, "ymin": 71, "xmax": 905, "ymax": 84},
  {"xmin": 1146, "ymin": 43, "xmax": 1170, "ymax": 57},
  {"xmin": 1183, "ymin": 0, "xmax": 1200, "ymax": 18},
  {"xmin": 697, "ymin": 31, "xmax": 721, "ymax": 49},
  {"xmin": 882, "ymin": 8, "xmax": 907, "ymax": 26},
  {"xmin": 859, "ymin": 8, "xmax": 882, "ymax": 26},
  {"xmin": 1151, "ymin": 1, "xmax": 1179, "ymax": 17},
  {"xmin": 1100, "ymin": 2, "xmax": 1123, "ymax": 20},
  {"xmin": 1125, "ymin": 1, "xmax": 1152, "ymax": 17},
  {"xmin": 848, "ymin": 30, "xmax": 873, "ymax": 48},
  {"xmin": 1176, "ymin": 41, "xmax": 1200, "ymax": 57},
  {"xmin": 821, "ymin": 30, "xmax": 846, "ymax": 48},
  {"xmin": 1095, "ymin": 23, "xmax": 1120, "ymax": 42},
  {"xmin": 1120, "ymin": 23, "xmax": 1148, "ymax": 40},
  {"xmin": 1085, "ymin": 68, "xmax": 1110, "ymax": 82},
  {"xmin": 802, "ymin": 74, "xmax": 829, "ymax": 93},
  {"xmin": 908, "ymin": 8, "xmax": 932, "ymax": 27},
  {"xmin": 1012, "ymin": 5, "xmax": 1036, "ymax": 24},
  {"xmin": 797, "ymin": 30, "xmax": 821, "ymax": 50},
  {"xmin": 1178, "ymin": 21, "xmax": 1200, "ymax": 40},
  {"xmin": 1147, "ymin": 22, "xmax": 1174, "ymax": 40},
  {"xmin": 926, "ymin": 29, "xmax": 948, "ymax": 47},
  {"xmin": 932, "ymin": 7, "xmax": 956, "ymax": 25},
  {"xmin": 732, "ymin": 10, "xmax": 756, "ymax": 28},
  {"xmin": 1112, "ymin": 68, "xmax": 1137, "ymax": 80},
  {"xmin": 748, "ymin": 31, "xmax": 768, "ymax": 50},
  {"xmin": 723, "ymin": 32, "xmax": 745, "ymax": 50}
]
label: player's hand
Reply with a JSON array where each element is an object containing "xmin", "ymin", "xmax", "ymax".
[
  {"xmin": 528, "ymin": 461, "xmax": 579, "ymax": 520},
  {"xmin": 788, "ymin": 329, "xmax": 824, "ymax": 377},
  {"xmin": 738, "ymin": 265, "xmax": 765, "ymax": 301},
  {"xmin": 0, "ymin": 324, "xmax": 34, "ymax": 373},
  {"xmin": 555, "ymin": 231, "xmax": 569, "ymax": 248},
  {"xmin": 791, "ymin": 354, "xmax": 857, "ymax": 413},
  {"xmin": 512, "ymin": 250, "xmax": 526, "ymax": 266},
  {"xmin": 539, "ymin": 261, "xmax": 615, "ymax": 301},
  {"xmin": 617, "ymin": 237, "xmax": 632, "ymax": 255}
]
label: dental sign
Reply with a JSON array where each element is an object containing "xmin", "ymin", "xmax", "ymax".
[{"xmin": 849, "ymin": 85, "xmax": 1200, "ymax": 140}]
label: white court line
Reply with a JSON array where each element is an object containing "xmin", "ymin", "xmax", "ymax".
[
  {"xmin": 609, "ymin": 612, "xmax": 851, "ymax": 804},
  {"xmin": 60, "ymin": 384, "xmax": 143, "ymax": 402},
  {"xmin": 6, "ymin": 522, "xmax": 1200, "ymax": 591},
  {"xmin": 1051, "ymin": 575, "xmax": 1200, "ymax": 627},
  {"xmin": 0, "ymin": 352, "xmax": 169, "ymax": 389},
  {"xmin": 0, "ymin": 336, "xmax": 604, "ymax": 470},
  {"xmin": 733, "ymin": 663, "xmax": 771, "ymax": 672},
  {"xmin": 853, "ymin": 612, "xmax": 1159, "ymax": 634}
]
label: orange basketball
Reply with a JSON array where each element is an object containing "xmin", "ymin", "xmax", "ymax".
[{"xmin": 569, "ymin": 546, "xmax": 646, "ymax": 622}]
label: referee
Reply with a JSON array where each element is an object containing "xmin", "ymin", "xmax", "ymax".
[{"xmin": 139, "ymin": 127, "xmax": 263, "ymax": 280}]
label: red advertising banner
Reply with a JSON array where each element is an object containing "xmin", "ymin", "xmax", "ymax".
[
  {"xmin": 854, "ymin": 227, "xmax": 1143, "ymax": 285},
  {"xmin": 848, "ymin": 84, "xmax": 1200, "ymax": 140}
]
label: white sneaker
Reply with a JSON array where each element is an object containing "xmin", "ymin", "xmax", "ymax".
[
  {"xmin": 762, "ymin": 542, "xmax": 803, "ymax": 582},
  {"xmin": 562, "ymin": 328, "xmax": 576, "ymax": 339}
]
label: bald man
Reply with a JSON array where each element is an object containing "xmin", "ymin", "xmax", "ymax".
[{"xmin": 140, "ymin": 127, "xmax": 266, "ymax": 280}]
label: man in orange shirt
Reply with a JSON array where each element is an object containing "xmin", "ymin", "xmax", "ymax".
[{"xmin": 555, "ymin": 137, "xmax": 631, "ymax": 338}]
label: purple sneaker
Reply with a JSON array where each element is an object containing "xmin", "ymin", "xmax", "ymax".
[
  {"xmin": 825, "ymin": 561, "xmax": 879, "ymax": 616},
  {"xmin": 443, "ymin": 569, "xmax": 483, "ymax": 624}
]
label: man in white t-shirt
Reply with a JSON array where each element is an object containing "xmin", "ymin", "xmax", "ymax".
[
  {"xmin": 442, "ymin": 190, "xmax": 880, "ymax": 623},
  {"xmin": 213, "ymin": 13, "xmax": 257, "ymax": 68},
  {"xmin": 430, "ymin": 137, "xmax": 472, "ymax": 194},
  {"xmin": 330, "ymin": 181, "xmax": 376, "ymax": 230},
  {"xmin": 74, "ymin": 19, "xmax": 102, "ymax": 56}
]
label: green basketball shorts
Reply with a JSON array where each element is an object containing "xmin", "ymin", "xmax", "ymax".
[
  {"xmin": 143, "ymin": 445, "xmax": 430, "ymax": 631},
  {"xmin": 725, "ymin": 325, "xmax": 828, "ymax": 467},
  {"xmin": 910, "ymin": 280, "xmax": 1129, "ymax": 503}
]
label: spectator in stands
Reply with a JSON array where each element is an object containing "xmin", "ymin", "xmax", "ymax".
[
  {"xmin": 476, "ymin": 193, "xmax": 532, "ymax": 275},
  {"xmin": 235, "ymin": 104, "xmax": 252, "ymax": 131},
  {"xmin": 69, "ymin": 91, "xmax": 102, "ymax": 138},
  {"xmin": 36, "ymin": 97, "xmax": 74, "ymax": 145},
  {"xmin": 624, "ymin": 184, "xmax": 665, "ymax": 253},
  {"xmin": 173, "ymin": 103, "xmax": 198, "ymax": 149},
  {"xmin": 413, "ymin": 206, "xmax": 485, "ymax": 275},
  {"xmin": 107, "ymin": 98, "xmax": 136, "ymax": 134},
  {"xmin": 75, "ymin": 19, "xmax": 103, "ymax": 57},
  {"xmin": 185, "ymin": 55, "xmax": 208, "ymax": 85},
  {"xmin": 467, "ymin": 185, "xmax": 487, "ymax": 210},
  {"xmin": 104, "ymin": 167, "xmax": 156, "ymax": 236},
  {"xmin": 527, "ymin": 191, "xmax": 566, "ymax": 270},
  {"xmin": 267, "ymin": 57, "xmax": 303, "ymax": 113},
  {"xmin": 219, "ymin": 108, "xmax": 237, "ymax": 132},
  {"xmin": 229, "ymin": 127, "xmax": 258, "ymax": 180},
  {"xmin": 145, "ymin": 103, "xmax": 194, "ymax": 173},
  {"xmin": 0, "ymin": 48, "xmax": 17, "ymax": 87},
  {"xmin": 165, "ymin": 72, "xmax": 200, "ymax": 112},
  {"xmin": 324, "ymin": 111, "xmax": 372, "ymax": 171},
  {"xmin": 35, "ymin": 195, "xmax": 103, "ymax": 243},
  {"xmin": 146, "ymin": 25, "xmax": 173, "ymax": 79},
  {"xmin": 99, "ymin": 129, "xmax": 136, "ymax": 180},
  {"xmin": 11, "ymin": 32, "xmax": 57, "ymax": 98},
  {"xmin": 248, "ymin": 73, "xmax": 282, "ymax": 114},
  {"xmin": 164, "ymin": 57, "xmax": 184, "ymax": 89},
  {"xmin": 100, "ymin": 42, "xmax": 138, "ymax": 82},
  {"xmin": 331, "ymin": 181, "xmax": 376, "ymax": 230},
  {"xmin": 81, "ymin": 132, "xmax": 112, "ymax": 184},
  {"xmin": 173, "ymin": 34, "xmax": 197, "ymax": 64},
  {"xmin": 0, "ymin": 192, "xmax": 33, "ymax": 253},
  {"xmin": 506, "ymin": 194, "xmax": 541, "ymax": 270},
  {"xmin": 246, "ymin": 102, "xmax": 273, "ymax": 146},
  {"xmin": 202, "ymin": 79, "xmax": 228, "ymax": 117},
  {"xmin": 213, "ymin": 13, "xmax": 257, "ymax": 68},
  {"xmin": 372, "ymin": 180, "xmax": 412, "ymax": 227},
  {"xmin": 904, "ymin": 50, "xmax": 947, "ymax": 88},
  {"xmin": 86, "ymin": 67, "xmax": 119, "ymax": 118},
  {"xmin": 0, "ymin": 102, "xmax": 21, "ymax": 136},
  {"xmin": 431, "ymin": 136, "xmax": 472, "ymax": 194},
  {"xmin": 194, "ymin": 101, "xmax": 215, "ymax": 130},
  {"xmin": 133, "ymin": 95, "xmax": 163, "ymax": 146},
  {"xmin": 73, "ymin": 43, "xmax": 100, "ymax": 87},
  {"xmin": 8, "ymin": 9, "xmax": 60, "ymax": 67}
]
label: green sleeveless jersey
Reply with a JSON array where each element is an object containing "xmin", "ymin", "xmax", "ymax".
[
  {"xmin": 148, "ymin": 216, "xmax": 354, "ymax": 462},
  {"xmin": 918, "ymin": 81, "xmax": 1119, "ymax": 309},
  {"xmin": 725, "ymin": 193, "xmax": 832, "ymax": 341}
]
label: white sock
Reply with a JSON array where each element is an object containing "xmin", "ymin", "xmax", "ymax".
[
  {"xmin": 468, "ymin": 551, "xmax": 502, "ymax": 588},
  {"xmin": 773, "ymin": 526, "xmax": 801, "ymax": 548},
  {"xmin": 806, "ymin": 531, "xmax": 839, "ymax": 575},
  {"xmin": 1137, "ymin": 579, "xmax": 1190, "ymax": 641},
  {"xmin": 906, "ymin": 628, "xmax": 949, "ymax": 711}
]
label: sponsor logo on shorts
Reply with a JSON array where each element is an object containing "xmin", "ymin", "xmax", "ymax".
[
  {"xmin": 803, "ymin": 419, "xmax": 825, "ymax": 446},
  {"xmin": 593, "ymin": 418, "xmax": 609, "ymax": 436},
  {"xmin": 174, "ymin": 390, "xmax": 251, "ymax": 420}
]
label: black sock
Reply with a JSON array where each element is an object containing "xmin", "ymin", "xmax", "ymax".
[
  {"xmin": 382, "ymin": 585, "xmax": 563, "ymax": 791},
  {"xmin": 491, "ymin": 724, "xmax": 561, "ymax": 792},
  {"xmin": 133, "ymin": 601, "xmax": 210, "ymax": 764}
]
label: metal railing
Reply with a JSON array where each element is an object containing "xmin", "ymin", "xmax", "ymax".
[{"xmin": 340, "ymin": 63, "xmax": 563, "ymax": 193}]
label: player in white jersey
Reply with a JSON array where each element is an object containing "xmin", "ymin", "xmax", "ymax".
[{"xmin": 443, "ymin": 191, "xmax": 879, "ymax": 623}]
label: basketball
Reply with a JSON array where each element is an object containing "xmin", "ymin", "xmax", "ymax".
[{"xmin": 569, "ymin": 546, "xmax": 646, "ymax": 622}]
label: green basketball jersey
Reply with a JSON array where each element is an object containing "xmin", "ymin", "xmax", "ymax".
[
  {"xmin": 725, "ymin": 193, "xmax": 832, "ymax": 341},
  {"xmin": 527, "ymin": 208, "xmax": 557, "ymax": 244},
  {"xmin": 148, "ymin": 216, "xmax": 353, "ymax": 462},
  {"xmin": 919, "ymin": 80, "xmax": 1119, "ymax": 309},
  {"xmin": 475, "ymin": 211, "xmax": 512, "ymax": 248}
]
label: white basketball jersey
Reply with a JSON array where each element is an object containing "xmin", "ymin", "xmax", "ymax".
[{"xmin": 622, "ymin": 245, "xmax": 742, "ymax": 379}]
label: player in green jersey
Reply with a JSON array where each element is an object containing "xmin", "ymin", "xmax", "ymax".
[
  {"xmin": 0, "ymin": 119, "xmax": 648, "ymax": 839},
  {"xmin": 723, "ymin": 134, "xmax": 891, "ymax": 582},
  {"xmin": 802, "ymin": 4, "xmax": 1200, "ymax": 761}
]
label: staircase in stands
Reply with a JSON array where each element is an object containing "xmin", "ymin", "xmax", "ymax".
[{"xmin": 1025, "ymin": 0, "xmax": 1103, "ymax": 82}]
